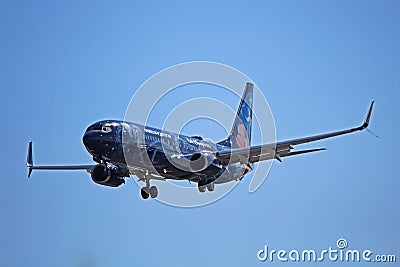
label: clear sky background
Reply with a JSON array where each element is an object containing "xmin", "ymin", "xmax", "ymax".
[{"xmin": 1, "ymin": 1, "xmax": 399, "ymax": 266}]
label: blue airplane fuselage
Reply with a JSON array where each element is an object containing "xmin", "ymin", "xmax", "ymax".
[{"xmin": 82, "ymin": 120, "xmax": 251, "ymax": 184}]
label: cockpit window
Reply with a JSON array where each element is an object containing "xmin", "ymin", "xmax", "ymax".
[
  {"xmin": 89, "ymin": 125, "xmax": 102, "ymax": 131},
  {"xmin": 102, "ymin": 126, "xmax": 113, "ymax": 133}
]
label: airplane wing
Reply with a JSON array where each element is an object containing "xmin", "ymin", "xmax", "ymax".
[
  {"xmin": 216, "ymin": 101, "xmax": 375, "ymax": 164},
  {"xmin": 26, "ymin": 141, "xmax": 97, "ymax": 177},
  {"xmin": 26, "ymin": 141, "xmax": 165, "ymax": 180}
]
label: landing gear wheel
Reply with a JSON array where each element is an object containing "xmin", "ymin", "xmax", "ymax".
[
  {"xmin": 198, "ymin": 186, "xmax": 206, "ymax": 193},
  {"xmin": 207, "ymin": 182, "xmax": 215, "ymax": 192},
  {"xmin": 149, "ymin": 186, "xmax": 158, "ymax": 198},
  {"xmin": 140, "ymin": 188, "xmax": 149, "ymax": 199},
  {"xmin": 198, "ymin": 181, "xmax": 206, "ymax": 193}
]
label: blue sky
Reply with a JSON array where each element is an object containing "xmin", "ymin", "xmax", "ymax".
[{"xmin": 1, "ymin": 0, "xmax": 399, "ymax": 266}]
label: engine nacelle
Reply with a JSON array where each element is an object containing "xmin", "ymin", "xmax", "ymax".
[
  {"xmin": 91, "ymin": 164, "xmax": 126, "ymax": 187},
  {"xmin": 189, "ymin": 152, "xmax": 222, "ymax": 175}
]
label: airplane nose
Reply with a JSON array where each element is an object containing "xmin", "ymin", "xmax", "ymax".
[{"xmin": 82, "ymin": 130, "xmax": 96, "ymax": 149}]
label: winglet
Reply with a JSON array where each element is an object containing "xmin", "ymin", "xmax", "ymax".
[
  {"xmin": 361, "ymin": 101, "xmax": 374, "ymax": 129},
  {"xmin": 27, "ymin": 141, "xmax": 33, "ymax": 177}
]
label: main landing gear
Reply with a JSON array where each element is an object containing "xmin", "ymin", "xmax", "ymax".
[
  {"xmin": 198, "ymin": 180, "xmax": 215, "ymax": 193},
  {"xmin": 140, "ymin": 179, "xmax": 158, "ymax": 199}
]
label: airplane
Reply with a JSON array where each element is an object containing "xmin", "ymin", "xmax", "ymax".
[{"xmin": 26, "ymin": 83, "xmax": 375, "ymax": 199}]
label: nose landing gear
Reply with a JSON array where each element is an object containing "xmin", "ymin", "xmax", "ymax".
[{"xmin": 140, "ymin": 179, "xmax": 158, "ymax": 199}]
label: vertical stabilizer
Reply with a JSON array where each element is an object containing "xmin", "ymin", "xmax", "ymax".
[{"xmin": 217, "ymin": 83, "xmax": 253, "ymax": 148}]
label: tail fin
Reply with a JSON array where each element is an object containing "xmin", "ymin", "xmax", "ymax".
[{"xmin": 217, "ymin": 83, "xmax": 253, "ymax": 148}]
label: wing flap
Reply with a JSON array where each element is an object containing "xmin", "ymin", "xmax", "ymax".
[{"xmin": 279, "ymin": 148, "xmax": 327, "ymax": 158}]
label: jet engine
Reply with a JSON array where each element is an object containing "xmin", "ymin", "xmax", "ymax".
[
  {"xmin": 91, "ymin": 164, "xmax": 127, "ymax": 187},
  {"xmin": 188, "ymin": 152, "xmax": 222, "ymax": 175}
]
